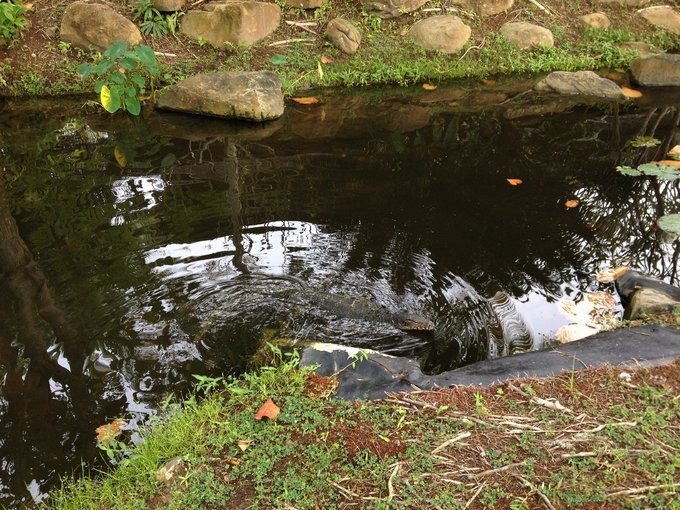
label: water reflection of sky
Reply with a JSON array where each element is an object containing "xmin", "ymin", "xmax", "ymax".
[{"xmin": 110, "ymin": 176, "xmax": 166, "ymax": 226}]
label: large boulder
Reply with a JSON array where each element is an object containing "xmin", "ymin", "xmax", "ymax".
[
  {"xmin": 595, "ymin": 0, "xmax": 649, "ymax": 6},
  {"xmin": 408, "ymin": 15, "xmax": 471, "ymax": 54},
  {"xmin": 153, "ymin": 0, "xmax": 186, "ymax": 11},
  {"xmin": 637, "ymin": 6, "xmax": 680, "ymax": 36},
  {"xmin": 631, "ymin": 54, "xmax": 680, "ymax": 86},
  {"xmin": 156, "ymin": 72, "xmax": 284, "ymax": 122},
  {"xmin": 580, "ymin": 12, "xmax": 611, "ymax": 29},
  {"xmin": 361, "ymin": 0, "xmax": 429, "ymax": 19},
  {"xmin": 326, "ymin": 18, "xmax": 361, "ymax": 54},
  {"xmin": 450, "ymin": 0, "xmax": 514, "ymax": 16},
  {"xmin": 535, "ymin": 71, "xmax": 627, "ymax": 100},
  {"xmin": 282, "ymin": 0, "xmax": 323, "ymax": 7},
  {"xmin": 616, "ymin": 270, "xmax": 680, "ymax": 320},
  {"xmin": 180, "ymin": 1, "xmax": 281, "ymax": 47},
  {"xmin": 60, "ymin": 1, "xmax": 143, "ymax": 51},
  {"xmin": 500, "ymin": 22, "xmax": 553, "ymax": 50}
]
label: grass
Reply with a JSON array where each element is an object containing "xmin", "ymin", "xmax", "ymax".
[
  {"xmin": 45, "ymin": 347, "xmax": 680, "ymax": 510},
  {"xmin": 1, "ymin": 0, "xmax": 679, "ymax": 97}
]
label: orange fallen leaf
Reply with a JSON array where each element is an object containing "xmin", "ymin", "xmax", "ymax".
[
  {"xmin": 591, "ymin": 53, "xmax": 604, "ymax": 60},
  {"xmin": 615, "ymin": 68, "xmax": 625, "ymax": 73},
  {"xmin": 254, "ymin": 398, "xmax": 280, "ymax": 420},
  {"xmin": 506, "ymin": 178, "xmax": 523, "ymax": 186},
  {"xmin": 596, "ymin": 266, "xmax": 629, "ymax": 283},
  {"xmin": 237, "ymin": 439, "xmax": 253, "ymax": 452},
  {"xmin": 620, "ymin": 86, "xmax": 642, "ymax": 99},
  {"xmin": 95, "ymin": 418, "xmax": 125, "ymax": 444},
  {"xmin": 422, "ymin": 83, "xmax": 437, "ymax": 90},
  {"xmin": 291, "ymin": 97, "xmax": 319, "ymax": 105},
  {"xmin": 565, "ymin": 199, "xmax": 580, "ymax": 208},
  {"xmin": 481, "ymin": 79, "xmax": 495, "ymax": 85},
  {"xmin": 668, "ymin": 145, "xmax": 680, "ymax": 156},
  {"xmin": 320, "ymin": 56, "xmax": 333, "ymax": 64},
  {"xmin": 225, "ymin": 457, "xmax": 240, "ymax": 465},
  {"xmin": 654, "ymin": 159, "xmax": 680, "ymax": 169}
]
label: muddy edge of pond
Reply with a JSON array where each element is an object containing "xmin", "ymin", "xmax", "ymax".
[
  {"xmin": 301, "ymin": 325, "xmax": 680, "ymax": 400},
  {"xmin": 0, "ymin": 0, "xmax": 679, "ymax": 99}
]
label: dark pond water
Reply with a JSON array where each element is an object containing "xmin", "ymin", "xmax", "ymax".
[{"xmin": 1, "ymin": 83, "xmax": 679, "ymax": 507}]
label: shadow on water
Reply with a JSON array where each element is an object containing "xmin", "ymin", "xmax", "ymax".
[{"xmin": 0, "ymin": 83, "xmax": 679, "ymax": 506}]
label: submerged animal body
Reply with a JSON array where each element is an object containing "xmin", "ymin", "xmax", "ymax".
[{"xmin": 306, "ymin": 291, "xmax": 435, "ymax": 332}]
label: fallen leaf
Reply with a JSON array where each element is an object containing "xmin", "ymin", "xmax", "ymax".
[
  {"xmin": 668, "ymin": 145, "xmax": 680, "ymax": 156},
  {"xmin": 114, "ymin": 146, "xmax": 127, "ymax": 167},
  {"xmin": 320, "ymin": 55, "xmax": 333, "ymax": 64},
  {"xmin": 317, "ymin": 60, "xmax": 324, "ymax": 80},
  {"xmin": 95, "ymin": 418, "xmax": 125, "ymax": 444},
  {"xmin": 555, "ymin": 324, "xmax": 599, "ymax": 343},
  {"xmin": 291, "ymin": 97, "xmax": 320, "ymax": 105},
  {"xmin": 237, "ymin": 439, "xmax": 253, "ymax": 452},
  {"xmin": 422, "ymin": 83, "xmax": 437, "ymax": 90},
  {"xmin": 506, "ymin": 178, "xmax": 523, "ymax": 186},
  {"xmin": 596, "ymin": 266, "xmax": 629, "ymax": 283},
  {"xmin": 654, "ymin": 159, "xmax": 680, "ymax": 169},
  {"xmin": 620, "ymin": 85, "xmax": 642, "ymax": 99},
  {"xmin": 615, "ymin": 67, "xmax": 625, "ymax": 73},
  {"xmin": 565, "ymin": 199, "xmax": 580, "ymax": 208},
  {"xmin": 591, "ymin": 53, "xmax": 604, "ymax": 60},
  {"xmin": 481, "ymin": 79, "xmax": 495, "ymax": 85},
  {"xmin": 254, "ymin": 398, "xmax": 280, "ymax": 420},
  {"xmin": 226, "ymin": 457, "xmax": 240, "ymax": 465}
]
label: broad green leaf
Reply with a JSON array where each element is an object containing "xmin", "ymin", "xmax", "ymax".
[
  {"xmin": 130, "ymin": 75, "xmax": 146, "ymax": 90},
  {"xmin": 134, "ymin": 45, "xmax": 159, "ymax": 74},
  {"xmin": 76, "ymin": 63, "xmax": 92, "ymax": 78},
  {"xmin": 104, "ymin": 40, "xmax": 128, "ymax": 59},
  {"xmin": 101, "ymin": 85, "xmax": 121, "ymax": 113},
  {"xmin": 658, "ymin": 214, "xmax": 680, "ymax": 235},
  {"xmin": 94, "ymin": 60, "xmax": 115, "ymax": 75},
  {"xmin": 109, "ymin": 71, "xmax": 125, "ymax": 85},
  {"xmin": 125, "ymin": 96, "xmax": 141, "ymax": 116},
  {"xmin": 271, "ymin": 54, "xmax": 287, "ymax": 65},
  {"xmin": 119, "ymin": 56, "xmax": 137, "ymax": 70},
  {"xmin": 637, "ymin": 163, "xmax": 680, "ymax": 180},
  {"xmin": 616, "ymin": 165, "xmax": 641, "ymax": 176},
  {"xmin": 94, "ymin": 80, "xmax": 106, "ymax": 93}
]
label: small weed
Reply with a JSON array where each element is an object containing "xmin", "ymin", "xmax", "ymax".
[{"xmin": 0, "ymin": 0, "xmax": 27, "ymax": 45}]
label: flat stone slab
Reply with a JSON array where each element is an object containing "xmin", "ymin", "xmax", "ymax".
[
  {"xmin": 450, "ymin": 0, "xmax": 514, "ymax": 16},
  {"xmin": 361, "ymin": 0, "xmax": 429, "ymax": 19},
  {"xmin": 637, "ymin": 5, "xmax": 680, "ymax": 35},
  {"xmin": 631, "ymin": 54, "xmax": 680, "ymax": 86},
  {"xmin": 408, "ymin": 15, "xmax": 472, "ymax": 54},
  {"xmin": 154, "ymin": 0, "xmax": 186, "ymax": 11},
  {"xmin": 60, "ymin": 1, "xmax": 143, "ymax": 51},
  {"xmin": 499, "ymin": 21, "xmax": 553, "ymax": 50},
  {"xmin": 156, "ymin": 71, "xmax": 284, "ymax": 121},
  {"xmin": 301, "ymin": 325, "xmax": 680, "ymax": 400},
  {"xmin": 535, "ymin": 71, "xmax": 627, "ymax": 100}
]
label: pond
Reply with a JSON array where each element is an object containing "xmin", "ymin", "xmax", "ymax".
[{"xmin": 1, "ymin": 83, "xmax": 678, "ymax": 507}]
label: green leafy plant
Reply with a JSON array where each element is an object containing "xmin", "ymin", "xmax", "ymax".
[
  {"xmin": 0, "ymin": 0, "xmax": 28, "ymax": 44},
  {"xmin": 131, "ymin": 0, "xmax": 168, "ymax": 37},
  {"xmin": 76, "ymin": 40, "xmax": 159, "ymax": 115},
  {"xmin": 165, "ymin": 11, "xmax": 184, "ymax": 36}
]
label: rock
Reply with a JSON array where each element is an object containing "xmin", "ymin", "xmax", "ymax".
[
  {"xmin": 595, "ymin": 0, "xmax": 649, "ymax": 6},
  {"xmin": 325, "ymin": 18, "xmax": 361, "ymax": 54},
  {"xmin": 637, "ymin": 6, "xmax": 680, "ymax": 36},
  {"xmin": 450, "ymin": 0, "xmax": 514, "ymax": 16},
  {"xmin": 631, "ymin": 54, "xmax": 680, "ymax": 86},
  {"xmin": 580, "ymin": 12, "xmax": 611, "ymax": 29},
  {"xmin": 180, "ymin": 1, "xmax": 281, "ymax": 47},
  {"xmin": 361, "ymin": 0, "xmax": 429, "ymax": 19},
  {"xmin": 282, "ymin": 0, "xmax": 323, "ymax": 7},
  {"xmin": 619, "ymin": 41, "xmax": 652, "ymax": 55},
  {"xmin": 628, "ymin": 288, "xmax": 680, "ymax": 320},
  {"xmin": 156, "ymin": 71, "xmax": 284, "ymax": 122},
  {"xmin": 616, "ymin": 270, "xmax": 680, "ymax": 320},
  {"xmin": 499, "ymin": 22, "xmax": 554, "ymax": 50},
  {"xmin": 156, "ymin": 457, "xmax": 188, "ymax": 485},
  {"xmin": 60, "ymin": 1, "xmax": 143, "ymax": 51},
  {"xmin": 408, "ymin": 15, "xmax": 472, "ymax": 54},
  {"xmin": 154, "ymin": 0, "xmax": 186, "ymax": 11},
  {"xmin": 535, "ymin": 71, "xmax": 627, "ymax": 100}
]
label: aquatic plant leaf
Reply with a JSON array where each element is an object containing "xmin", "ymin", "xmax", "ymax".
[
  {"xmin": 422, "ymin": 83, "xmax": 437, "ymax": 90},
  {"xmin": 658, "ymin": 214, "xmax": 680, "ymax": 236},
  {"xmin": 565, "ymin": 199, "xmax": 579, "ymax": 208},
  {"xmin": 616, "ymin": 165, "xmax": 641, "ymax": 176},
  {"xmin": 630, "ymin": 136, "xmax": 661, "ymax": 148},
  {"xmin": 620, "ymin": 86, "xmax": 642, "ymax": 99},
  {"xmin": 637, "ymin": 163, "xmax": 679, "ymax": 180},
  {"xmin": 291, "ymin": 97, "xmax": 319, "ymax": 105},
  {"xmin": 95, "ymin": 418, "xmax": 125, "ymax": 444},
  {"xmin": 254, "ymin": 398, "xmax": 280, "ymax": 420},
  {"xmin": 271, "ymin": 54, "xmax": 287, "ymax": 65},
  {"xmin": 596, "ymin": 266, "xmax": 629, "ymax": 283},
  {"xmin": 506, "ymin": 178, "xmax": 523, "ymax": 186}
]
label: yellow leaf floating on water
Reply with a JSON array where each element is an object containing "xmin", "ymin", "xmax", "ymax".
[
  {"xmin": 620, "ymin": 85, "xmax": 642, "ymax": 99},
  {"xmin": 596, "ymin": 266, "xmax": 629, "ymax": 283},
  {"xmin": 291, "ymin": 97, "xmax": 320, "ymax": 105},
  {"xmin": 114, "ymin": 146, "xmax": 127, "ymax": 168},
  {"xmin": 422, "ymin": 83, "xmax": 437, "ymax": 90},
  {"xmin": 565, "ymin": 199, "xmax": 580, "ymax": 208},
  {"xmin": 506, "ymin": 178, "xmax": 523, "ymax": 186},
  {"xmin": 95, "ymin": 418, "xmax": 125, "ymax": 444}
]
